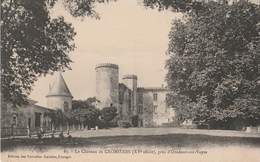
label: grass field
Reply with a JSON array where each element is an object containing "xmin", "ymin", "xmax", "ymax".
[{"xmin": 1, "ymin": 128, "xmax": 260, "ymax": 152}]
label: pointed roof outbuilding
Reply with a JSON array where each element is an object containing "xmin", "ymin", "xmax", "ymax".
[{"xmin": 46, "ymin": 73, "xmax": 73, "ymax": 98}]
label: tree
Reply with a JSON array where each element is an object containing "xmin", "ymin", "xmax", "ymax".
[
  {"xmin": 143, "ymin": 0, "xmax": 213, "ymax": 13},
  {"xmin": 72, "ymin": 100, "xmax": 87, "ymax": 110},
  {"xmin": 1, "ymin": 0, "xmax": 108, "ymax": 106},
  {"xmin": 73, "ymin": 107, "xmax": 100, "ymax": 128},
  {"xmin": 100, "ymin": 106, "xmax": 118, "ymax": 127},
  {"xmin": 72, "ymin": 99, "xmax": 101, "ymax": 128},
  {"xmin": 48, "ymin": 109, "xmax": 66, "ymax": 128},
  {"xmin": 165, "ymin": 1, "xmax": 260, "ymax": 128},
  {"xmin": 85, "ymin": 97, "xmax": 97, "ymax": 106}
]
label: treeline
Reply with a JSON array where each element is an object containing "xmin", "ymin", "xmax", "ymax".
[{"xmin": 46, "ymin": 98, "xmax": 118, "ymax": 129}]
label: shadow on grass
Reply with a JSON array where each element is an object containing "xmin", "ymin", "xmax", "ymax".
[{"xmin": 2, "ymin": 134, "xmax": 260, "ymax": 152}]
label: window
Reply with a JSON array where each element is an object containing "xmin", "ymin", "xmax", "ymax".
[
  {"xmin": 128, "ymin": 100, "xmax": 131, "ymax": 111},
  {"xmin": 153, "ymin": 105, "xmax": 158, "ymax": 113},
  {"xmin": 138, "ymin": 105, "xmax": 143, "ymax": 113},
  {"xmin": 153, "ymin": 93, "xmax": 158, "ymax": 101},
  {"xmin": 138, "ymin": 94, "xmax": 143, "ymax": 103},
  {"xmin": 63, "ymin": 101, "xmax": 69, "ymax": 111},
  {"xmin": 12, "ymin": 115, "xmax": 17, "ymax": 127}
]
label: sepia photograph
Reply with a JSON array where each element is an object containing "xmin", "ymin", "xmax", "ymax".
[{"xmin": 1, "ymin": 0, "xmax": 260, "ymax": 161}]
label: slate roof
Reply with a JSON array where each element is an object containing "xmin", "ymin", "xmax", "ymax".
[{"xmin": 46, "ymin": 73, "xmax": 73, "ymax": 98}]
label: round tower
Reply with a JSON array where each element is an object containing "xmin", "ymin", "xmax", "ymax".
[
  {"xmin": 95, "ymin": 63, "xmax": 119, "ymax": 110},
  {"xmin": 46, "ymin": 73, "xmax": 73, "ymax": 111},
  {"xmin": 122, "ymin": 75, "xmax": 138, "ymax": 115}
]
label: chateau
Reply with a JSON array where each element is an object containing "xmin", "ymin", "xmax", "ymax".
[
  {"xmin": 1, "ymin": 63, "xmax": 176, "ymax": 136},
  {"xmin": 95, "ymin": 63, "xmax": 175, "ymax": 127}
]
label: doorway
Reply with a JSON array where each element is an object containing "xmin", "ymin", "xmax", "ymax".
[{"xmin": 35, "ymin": 112, "xmax": 41, "ymax": 128}]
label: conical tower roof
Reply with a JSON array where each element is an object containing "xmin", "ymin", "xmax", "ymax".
[{"xmin": 46, "ymin": 73, "xmax": 73, "ymax": 98}]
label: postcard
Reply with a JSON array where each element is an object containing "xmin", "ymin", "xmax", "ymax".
[{"xmin": 1, "ymin": 0, "xmax": 260, "ymax": 162}]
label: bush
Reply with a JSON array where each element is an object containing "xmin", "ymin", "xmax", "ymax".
[
  {"xmin": 118, "ymin": 121, "xmax": 131, "ymax": 128},
  {"xmin": 144, "ymin": 123, "xmax": 155, "ymax": 128},
  {"xmin": 109, "ymin": 116, "xmax": 120, "ymax": 127},
  {"xmin": 96, "ymin": 119, "xmax": 106, "ymax": 129},
  {"xmin": 100, "ymin": 107, "xmax": 118, "ymax": 127},
  {"xmin": 197, "ymin": 124, "xmax": 210, "ymax": 129},
  {"xmin": 161, "ymin": 122, "xmax": 180, "ymax": 127}
]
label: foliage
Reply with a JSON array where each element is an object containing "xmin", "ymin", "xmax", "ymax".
[
  {"xmin": 118, "ymin": 120, "xmax": 131, "ymax": 128},
  {"xmin": 166, "ymin": 94, "xmax": 197, "ymax": 124},
  {"xmin": 1, "ymin": 0, "xmax": 75, "ymax": 105},
  {"xmin": 72, "ymin": 99, "xmax": 90, "ymax": 110},
  {"xmin": 72, "ymin": 98, "xmax": 100, "ymax": 127},
  {"xmin": 143, "ymin": 0, "xmax": 214, "ymax": 13},
  {"xmin": 85, "ymin": 97, "xmax": 97, "ymax": 105},
  {"xmin": 73, "ymin": 107, "xmax": 101, "ymax": 127},
  {"xmin": 1, "ymin": 0, "xmax": 111, "ymax": 106},
  {"xmin": 118, "ymin": 83, "xmax": 132, "ymax": 120},
  {"xmin": 165, "ymin": 1, "xmax": 260, "ymax": 128},
  {"xmin": 100, "ymin": 106, "xmax": 118, "ymax": 127},
  {"xmin": 109, "ymin": 115, "xmax": 120, "ymax": 127},
  {"xmin": 47, "ymin": 98, "xmax": 101, "ymax": 128},
  {"xmin": 48, "ymin": 109, "xmax": 66, "ymax": 127},
  {"xmin": 118, "ymin": 83, "xmax": 131, "ymax": 104},
  {"xmin": 95, "ymin": 118, "xmax": 107, "ymax": 129},
  {"xmin": 47, "ymin": 109, "xmax": 78, "ymax": 127}
]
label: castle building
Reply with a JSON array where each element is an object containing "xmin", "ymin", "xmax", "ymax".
[
  {"xmin": 95, "ymin": 63, "xmax": 175, "ymax": 127},
  {"xmin": 46, "ymin": 73, "xmax": 73, "ymax": 111},
  {"xmin": 1, "ymin": 65, "xmax": 175, "ymax": 137},
  {"xmin": 136, "ymin": 87, "xmax": 175, "ymax": 127},
  {"xmin": 122, "ymin": 75, "xmax": 138, "ymax": 115},
  {"xmin": 95, "ymin": 63, "xmax": 119, "ymax": 110}
]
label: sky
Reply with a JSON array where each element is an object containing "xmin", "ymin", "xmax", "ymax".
[{"xmin": 29, "ymin": 0, "xmax": 182, "ymax": 106}]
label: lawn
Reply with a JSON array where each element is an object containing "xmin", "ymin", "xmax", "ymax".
[
  {"xmin": 2, "ymin": 128, "xmax": 260, "ymax": 162},
  {"xmin": 2, "ymin": 133, "xmax": 260, "ymax": 152}
]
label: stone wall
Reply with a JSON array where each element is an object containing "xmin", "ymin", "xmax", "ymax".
[
  {"xmin": 137, "ymin": 88, "xmax": 175, "ymax": 127},
  {"xmin": 95, "ymin": 63, "xmax": 119, "ymax": 110},
  {"xmin": 122, "ymin": 75, "xmax": 138, "ymax": 115},
  {"xmin": 1, "ymin": 100, "xmax": 54, "ymax": 136},
  {"xmin": 46, "ymin": 95, "xmax": 72, "ymax": 111}
]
